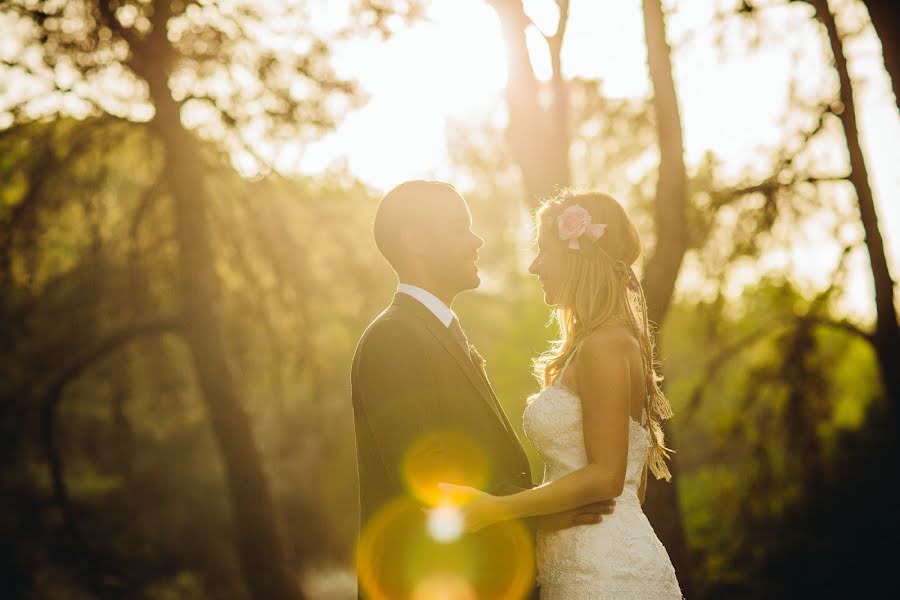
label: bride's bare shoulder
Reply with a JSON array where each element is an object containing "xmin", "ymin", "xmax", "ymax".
[
  {"xmin": 579, "ymin": 324, "xmax": 639, "ymax": 359},
  {"xmin": 561, "ymin": 325, "xmax": 640, "ymax": 391}
]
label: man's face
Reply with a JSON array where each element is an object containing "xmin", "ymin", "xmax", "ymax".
[{"xmin": 421, "ymin": 192, "xmax": 484, "ymax": 295}]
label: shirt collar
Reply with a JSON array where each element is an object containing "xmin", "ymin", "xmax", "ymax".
[{"xmin": 397, "ymin": 283, "xmax": 455, "ymax": 328}]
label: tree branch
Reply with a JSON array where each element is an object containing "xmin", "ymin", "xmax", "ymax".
[
  {"xmin": 38, "ymin": 316, "xmax": 179, "ymax": 595},
  {"xmin": 547, "ymin": 0, "xmax": 570, "ymax": 159},
  {"xmin": 685, "ymin": 243, "xmax": 872, "ymax": 418},
  {"xmin": 96, "ymin": 1, "xmax": 141, "ymax": 51},
  {"xmin": 805, "ymin": 315, "xmax": 874, "ymax": 342},
  {"xmin": 711, "ymin": 105, "xmax": 836, "ymax": 209},
  {"xmin": 684, "ymin": 323, "xmax": 774, "ymax": 418}
]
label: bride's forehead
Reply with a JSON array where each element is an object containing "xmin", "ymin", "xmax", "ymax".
[{"xmin": 536, "ymin": 222, "xmax": 556, "ymax": 243}]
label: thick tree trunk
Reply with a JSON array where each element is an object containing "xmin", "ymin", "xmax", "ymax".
[
  {"xmin": 639, "ymin": 0, "xmax": 695, "ymax": 596},
  {"xmin": 488, "ymin": 0, "xmax": 570, "ymax": 206},
  {"xmin": 642, "ymin": 454, "xmax": 693, "ymax": 595},
  {"xmin": 640, "ymin": 0, "xmax": 689, "ymax": 327},
  {"xmin": 141, "ymin": 54, "xmax": 303, "ymax": 600},
  {"xmin": 862, "ymin": 0, "xmax": 900, "ymax": 114},
  {"xmin": 812, "ymin": 0, "xmax": 900, "ymax": 421}
]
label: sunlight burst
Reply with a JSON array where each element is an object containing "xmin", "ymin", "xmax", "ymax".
[{"xmin": 426, "ymin": 504, "xmax": 465, "ymax": 543}]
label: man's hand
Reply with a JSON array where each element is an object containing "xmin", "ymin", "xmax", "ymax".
[{"xmin": 538, "ymin": 499, "xmax": 616, "ymax": 532}]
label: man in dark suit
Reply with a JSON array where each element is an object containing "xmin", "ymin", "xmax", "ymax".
[{"xmin": 351, "ymin": 180, "xmax": 613, "ymax": 599}]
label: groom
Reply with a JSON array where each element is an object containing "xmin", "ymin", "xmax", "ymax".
[{"xmin": 351, "ymin": 180, "xmax": 613, "ymax": 599}]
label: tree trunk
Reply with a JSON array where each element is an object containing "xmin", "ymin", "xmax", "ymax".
[
  {"xmin": 812, "ymin": 0, "xmax": 900, "ymax": 422},
  {"xmin": 642, "ymin": 456, "xmax": 693, "ymax": 595},
  {"xmin": 640, "ymin": 0, "xmax": 689, "ymax": 327},
  {"xmin": 488, "ymin": 0, "xmax": 571, "ymax": 206},
  {"xmin": 639, "ymin": 0, "xmax": 695, "ymax": 596},
  {"xmin": 140, "ymin": 46, "xmax": 303, "ymax": 600},
  {"xmin": 862, "ymin": 0, "xmax": 900, "ymax": 114}
]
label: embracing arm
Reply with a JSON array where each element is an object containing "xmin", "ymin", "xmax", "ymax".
[
  {"xmin": 446, "ymin": 332, "xmax": 632, "ymax": 528},
  {"xmin": 498, "ymin": 334, "xmax": 630, "ymax": 519}
]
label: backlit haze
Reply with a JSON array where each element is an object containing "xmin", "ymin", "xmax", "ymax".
[{"xmin": 286, "ymin": 0, "xmax": 899, "ymax": 319}]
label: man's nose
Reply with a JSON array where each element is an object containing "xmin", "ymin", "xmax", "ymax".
[{"xmin": 528, "ymin": 257, "xmax": 538, "ymax": 274}]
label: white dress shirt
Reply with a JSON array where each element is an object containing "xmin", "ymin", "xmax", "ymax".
[{"xmin": 397, "ymin": 283, "xmax": 455, "ymax": 328}]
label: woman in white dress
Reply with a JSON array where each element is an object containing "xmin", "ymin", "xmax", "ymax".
[{"xmin": 441, "ymin": 191, "xmax": 683, "ymax": 599}]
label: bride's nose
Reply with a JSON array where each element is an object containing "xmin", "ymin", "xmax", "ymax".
[{"xmin": 528, "ymin": 256, "xmax": 539, "ymax": 275}]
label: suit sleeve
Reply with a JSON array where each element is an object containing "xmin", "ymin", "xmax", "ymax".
[{"xmin": 354, "ymin": 319, "xmax": 447, "ymax": 490}]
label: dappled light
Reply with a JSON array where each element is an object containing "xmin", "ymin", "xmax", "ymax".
[{"xmin": 1, "ymin": 0, "xmax": 899, "ymax": 598}]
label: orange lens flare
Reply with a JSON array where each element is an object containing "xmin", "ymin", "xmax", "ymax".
[
  {"xmin": 402, "ymin": 430, "xmax": 491, "ymax": 507},
  {"xmin": 357, "ymin": 497, "xmax": 534, "ymax": 600},
  {"xmin": 411, "ymin": 573, "xmax": 477, "ymax": 600}
]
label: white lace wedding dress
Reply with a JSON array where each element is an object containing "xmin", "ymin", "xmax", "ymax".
[{"xmin": 523, "ymin": 357, "xmax": 683, "ymax": 599}]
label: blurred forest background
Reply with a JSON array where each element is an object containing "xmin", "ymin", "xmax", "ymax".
[{"xmin": 1, "ymin": 0, "xmax": 898, "ymax": 598}]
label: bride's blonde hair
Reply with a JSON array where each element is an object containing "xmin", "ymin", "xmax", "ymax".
[{"xmin": 533, "ymin": 190, "xmax": 674, "ymax": 481}]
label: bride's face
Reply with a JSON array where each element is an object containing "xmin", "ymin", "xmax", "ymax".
[{"xmin": 528, "ymin": 226, "xmax": 566, "ymax": 305}]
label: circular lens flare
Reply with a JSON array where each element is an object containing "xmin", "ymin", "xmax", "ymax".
[
  {"xmin": 426, "ymin": 504, "xmax": 464, "ymax": 543},
  {"xmin": 402, "ymin": 430, "xmax": 491, "ymax": 507},
  {"xmin": 411, "ymin": 573, "xmax": 477, "ymax": 600},
  {"xmin": 358, "ymin": 497, "xmax": 534, "ymax": 600}
]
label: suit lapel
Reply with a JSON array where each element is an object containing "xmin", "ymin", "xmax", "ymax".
[
  {"xmin": 469, "ymin": 348, "xmax": 521, "ymax": 439},
  {"xmin": 392, "ymin": 294, "xmax": 511, "ymax": 429}
]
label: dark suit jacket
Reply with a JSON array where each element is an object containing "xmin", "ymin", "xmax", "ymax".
[{"xmin": 351, "ymin": 292, "xmax": 538, "ymax": 599}]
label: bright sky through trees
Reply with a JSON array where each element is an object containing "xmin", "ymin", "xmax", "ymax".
[
  {"xmin": 1, "ymin": 0, "xmax": 896, "ymax": 316},
  {"xmin": 294, "ymin": 0, "xmax": 899, "ymax": 318}
]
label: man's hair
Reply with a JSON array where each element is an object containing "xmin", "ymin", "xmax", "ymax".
[{"xmin": 373, "ymin": 180, "xmax": 459, "ymax": 271}]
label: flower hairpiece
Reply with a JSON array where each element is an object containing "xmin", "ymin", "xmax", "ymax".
[{"xmin": 557, "ymin": 203, "xmax": 607, "ymax": 250}]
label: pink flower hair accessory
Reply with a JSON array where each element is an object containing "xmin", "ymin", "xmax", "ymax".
[{"xmin": 557, "ymin": 203, "xmax": 607, "ymax": 250}]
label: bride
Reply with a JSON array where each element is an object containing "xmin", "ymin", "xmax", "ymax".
[{"xmin": 441, "ymin": 191, "xmax": 683, "ymax": 599}]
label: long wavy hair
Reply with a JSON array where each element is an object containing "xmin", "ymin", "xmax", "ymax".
[{"xmin": 533, "ymin": 190, "xmax": 674, "ymax": 481}]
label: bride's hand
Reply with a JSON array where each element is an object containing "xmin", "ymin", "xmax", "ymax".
[{"xmin": 436, "ymin": 482, "xmax": 508, "ymax": 533}]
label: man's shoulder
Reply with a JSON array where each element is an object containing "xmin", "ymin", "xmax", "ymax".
[
  {"xmin": 356, "ymin": 305, "xmax": 430, "ymax": 356},
  {"xmin": 351, "ymin": 308, "xmax": 436, "ymax": 388}
]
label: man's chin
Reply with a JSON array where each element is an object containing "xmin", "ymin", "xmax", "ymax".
[
  {"xmin": 440, "ymin": 266, "xmax": 480, "ymax": 296},
  {"xmin": 454, "ymin": 271, "xmax": 480, "ymax": 293}
]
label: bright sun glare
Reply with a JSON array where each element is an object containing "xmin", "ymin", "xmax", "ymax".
[
  {"xmin": 298, "ymin": 0, "xmax": 508, "ymax": 183},
  {"xmin": 353, "ymin": 1, "xmax": 509, "ymax": 118}
]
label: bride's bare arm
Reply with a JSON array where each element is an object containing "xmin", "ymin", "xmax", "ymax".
[{"xmin": 445, "ymin": 331, "xmax": 632, "ymax": 530}]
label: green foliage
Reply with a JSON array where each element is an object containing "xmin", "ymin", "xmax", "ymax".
[
  {"xmin": 0, "ymin": 117, "xmax": 392, "ymax": 597},
  {"xmin": 663, "ymin": 280, "xmax": 889, "ymax": 598}
]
